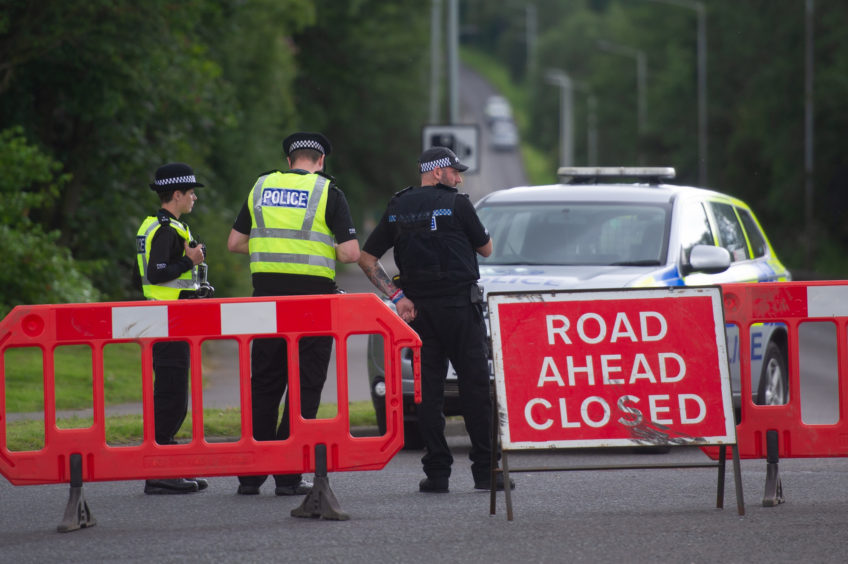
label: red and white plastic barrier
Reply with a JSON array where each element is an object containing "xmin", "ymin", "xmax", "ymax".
[{"xmin": 0, "ymin": 293, "xmax": 421, "ymax": 486}]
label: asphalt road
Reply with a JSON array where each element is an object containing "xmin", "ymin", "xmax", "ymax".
[
  {"xmin": 457, "ymin": 63, "xmax": 528, "ymax": 204},
  {"xmin": 2, "ymin": 436, "xmax": 848, "ymax": 563}
]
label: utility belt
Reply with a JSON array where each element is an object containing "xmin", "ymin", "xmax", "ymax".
[{"xmin": 407, "ymin": 283, "xmax": 484, "ymax": 307}]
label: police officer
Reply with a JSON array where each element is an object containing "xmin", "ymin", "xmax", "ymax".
[
  {"xmin": 136, "ymin": 162, "xmax": 209, "ymax": 495},
  {"xmin": 358, "ymin": 147, "xmax": 513, "ymax": 493},
  {"xmin": 227, "ymin": 132, "xmax": 360, "ymax": 496}
]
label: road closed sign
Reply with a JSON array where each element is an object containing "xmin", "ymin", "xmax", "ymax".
[{"xmin": 488, "ymin": 287, "xmax": 736, "ymax": 449}]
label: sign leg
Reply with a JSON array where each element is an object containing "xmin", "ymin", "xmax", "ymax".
[
  {"xmin": 716, "ymin": 445, "xmax": 726, "ymax": 509},
  {"xmin": 732, "ymin": 443, "xmax": 746, "ymax": 515}
]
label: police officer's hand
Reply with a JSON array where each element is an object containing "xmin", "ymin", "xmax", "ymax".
[
  {"xmin": 396, "ymin": 297, "xmax": 416, "ymax": 323},
  {"xmin": 185, "ymin": 241, "xmax": 205, "ymax": 265}
]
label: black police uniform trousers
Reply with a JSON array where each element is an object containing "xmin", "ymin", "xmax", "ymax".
[
  {"xmin": 237, "ymin": 335, "xmax": 332, "ymax": 488},
  {"xmin": 152, "ymin": 341, "xmax": 191, "ymax": 445},
  {"xmin": 410, "ymin": 298, "xmax": 493, "ymax": 483}
]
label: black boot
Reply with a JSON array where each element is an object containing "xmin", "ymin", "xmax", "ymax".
[{"xmin": 144, "ymin": 478, "xmax": 200, "ymax": 495}]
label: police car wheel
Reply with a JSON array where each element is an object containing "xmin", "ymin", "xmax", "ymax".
[{"xmin": 756, "ymin": 341, "xmax": 789, "ymax": 405}]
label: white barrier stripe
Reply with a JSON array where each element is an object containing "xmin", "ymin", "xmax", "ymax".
[
  {"xmin": 220, "ymin": 302, "xmax": 277, "ymax": 335},
  {"xmin": 807, "ymin": 286, "xmax": 848, "ymax": 317},
  {"xmin": 112, "ymin": 306, "xmax": 170, "ymax": 338}
]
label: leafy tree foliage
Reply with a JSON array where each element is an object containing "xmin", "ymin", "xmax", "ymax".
[
  {"xmin": 0, "ymin": 0, "xmax": 430, "ymax": 313},
  {"xmin": 1, "ymin": 1, "xmax": 239, "ymax": 301},
  {"xmin": 288, "ymin": 0, "xmax": 430, "ymax": 221},
  {"xmin": 0, "ymin": 128, "xmax": 100, "ymax": 318},
  {"xmin": 465, "ymin": 0, "xmax": 848, "ymax": 276}
]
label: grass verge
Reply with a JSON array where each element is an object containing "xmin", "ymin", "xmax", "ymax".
[{"xmin": 5, "ymin": 401, "xmax": 378, "ymax": 452}]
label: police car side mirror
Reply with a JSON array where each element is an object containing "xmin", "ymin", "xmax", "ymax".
[{"xmin": 685, "ymin": 244, "xmax": 731, "ymax": 275}]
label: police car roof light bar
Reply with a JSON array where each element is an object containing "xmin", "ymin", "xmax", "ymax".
[{"xmin": 557, "ymin": 166, "xmax": 676, "ymax": 185}]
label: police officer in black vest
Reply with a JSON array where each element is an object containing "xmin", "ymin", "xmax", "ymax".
[{"xmin": 359, "ymin": 147, "xmax": 514, "ymax": 493}]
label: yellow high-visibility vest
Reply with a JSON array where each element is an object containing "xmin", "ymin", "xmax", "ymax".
[
  {"xmin": 247, "ymin": 171, "xmax": 336, "ymax": 279},
  {"xmin": 136, "ymin": 216, "xmax": 198, "ymax": 300}
]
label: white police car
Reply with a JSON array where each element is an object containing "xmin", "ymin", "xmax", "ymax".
[{"xmin": 368, "ymin": 167, "xmax": 791, "ymax": 447}]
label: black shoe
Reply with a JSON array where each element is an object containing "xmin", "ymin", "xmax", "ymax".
[
  {"xmin": 144, "ymin": 478, "xmax": 200, "ymax": 495},
  {"xmin": 274, "ymin": 480, "xmax": 313, "ymax": 496},
  {"xmin": 188, "ymin": 478, "xmax": 209, "ymax": 491},
  {"xmin": 474, "ymin": 474, "xmax": 515, "ymax": 491},
  {"xmin": 237, "ymin": 484, "xmax": 261, "ymax": 495},
  {"xmin": 419, "ymin": 477, "xmax": 449, "ymax": 493}
]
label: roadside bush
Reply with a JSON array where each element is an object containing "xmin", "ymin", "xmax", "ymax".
[{"xmin": 0, "ymin": 127, "xmax": 101, "ymax": 318}]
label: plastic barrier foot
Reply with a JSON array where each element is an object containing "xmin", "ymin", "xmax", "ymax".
[
  {"xmin": 291, "ymin": 445, "xmax": 350, "ymax": 521},
  {"xmin": 57, "ymin": 454, "xmax": 96, "ymax": 532},
  {"xmin": 762, "ymin": 430, "xmax": 785, "ymax": 507}
]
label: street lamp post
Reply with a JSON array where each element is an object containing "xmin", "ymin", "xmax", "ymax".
[
  {"xmin": 546, "ymin": 70, "xmax": 598, "ymax": 167},
  {"xmin": 804, "ymin": 0, "xmax": 815, "ymax": 266},
  {"xmin": 447, "ymin": 0, "xmax": 459, "ymax": 124},
  {"xmin": 597, "ymin": 39, "xmax": 647, "ymax": 163},
  {"xmin": 545, "ymin": 69, "xmax": 574, "ymax": 167},
  {"xmin": 644, "ymin": 0, "xmax": 707, "ymax": 185},
  {"xmin": 429, "ymin": 0, "xmax": 442, "ymax": 123},
  {"xmin": 526, "ymin": 4, "xmax": 537, "ymax": 79},
  {"xmin": 576, "ymin": 85, "xmax": 599, "ymax": 166}
]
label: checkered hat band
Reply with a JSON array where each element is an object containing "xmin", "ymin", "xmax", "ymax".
[
  {"xmin": 289, "ymin": 139, "xmax": 326, "ymax": 154},
  {"xmin": 155, "ymin": 175, "xmax": 197, "ymax": 186},
  {"xmin": 419, "ymin": 157, "xmax": 453, "ymax": 173}
]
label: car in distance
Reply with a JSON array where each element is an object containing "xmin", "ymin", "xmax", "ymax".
[
  {"xmin": 489, "ymin": 119, "xmax": 518, "ymax": 151},
  {"xmin": 483, "ymin": 95, "xmax": 513, "ymax": 125},
  {"xmin": 367, "ymin": 167, "xmax": 792, "ymax": 447}
]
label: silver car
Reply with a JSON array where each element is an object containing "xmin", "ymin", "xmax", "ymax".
[{"xmin": 367, "ymin": 167, "xmax": 791, "ymax": 447}]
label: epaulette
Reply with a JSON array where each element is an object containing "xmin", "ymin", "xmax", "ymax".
[
  {"xmin": 316, "ymin": 170, "xmax": 337, "ymax": 184},
  {"xmin": 393, "ymin": 186, "xmax": 415, "ymax": 198},
  {"xmin": 156, "ymin": 212, "xmax": 171, "ymax": 226},
  {"xmin": 459, "ymin": 192, "xmax": 471, "ymax": 199}
]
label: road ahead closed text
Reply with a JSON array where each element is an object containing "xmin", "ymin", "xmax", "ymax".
[{"xmin": 489, "ymin": 288, "xmax": 735, "ymax": 449}]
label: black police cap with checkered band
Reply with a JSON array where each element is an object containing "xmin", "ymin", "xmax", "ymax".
[
  {"xmin": 149, "ymin": 162, "xmax": 204, "ymax": 193},
  {"xmin": 418, "ymin": 147, "xmax": 468, "ymax": 173},
  {"xmin": 283, "ymin": 132, "xmax": 332, "ymax": 157}
]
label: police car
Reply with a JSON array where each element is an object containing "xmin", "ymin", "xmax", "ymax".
[{"xmin": 367, "ymin": 167, "xmax": 791, "ymax": 447}]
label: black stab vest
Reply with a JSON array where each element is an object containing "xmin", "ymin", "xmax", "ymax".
[{"xmin": 388, "ymin": 184, "xmax": 480, "ymax": 299}]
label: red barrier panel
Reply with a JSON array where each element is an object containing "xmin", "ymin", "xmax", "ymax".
[
  {"xmin": 0, "ymin": 294, "xmax": 421, "ymax": 486},
  {"xmin": 705, "ymin": 281, "xmax": 848, "ymax": 460}
]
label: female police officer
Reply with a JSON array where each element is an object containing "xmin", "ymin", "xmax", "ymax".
[{"xmin": 136, "ymin": 162, "xmax": 208, "ymax": 495}]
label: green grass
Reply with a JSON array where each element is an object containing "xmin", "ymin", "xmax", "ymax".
[
  {"xmin": 4, "ymin": 343, "xmax": 144, "ymax": 412},
  {"xmin": 3, "ymin": 342, "xmax": 378, "ymax": 451},
  {"xmin": 4, "ymin": 402, "xmax": 379, "ymax": 452}
]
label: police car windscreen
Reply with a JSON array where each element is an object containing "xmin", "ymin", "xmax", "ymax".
[{"xmin": 476, "ymin": 203, "xmax": 668, "ymax": 266}]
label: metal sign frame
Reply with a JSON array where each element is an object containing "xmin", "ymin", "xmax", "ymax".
[{"xmin": 422, "ymin": 124, "xmax": 479, "ymax": 174}]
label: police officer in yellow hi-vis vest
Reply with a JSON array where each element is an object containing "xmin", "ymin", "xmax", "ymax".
[
  {"xmin": 136, "ymin": 162, "xmax": 209, "ymax": 495},
  {"xmin": 228, "ymin": 132, "xmax": 360, "ymax": 496}
]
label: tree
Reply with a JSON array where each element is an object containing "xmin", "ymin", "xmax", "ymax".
[
  {"xmin": 0, "ymin": 0, "xmax": 314, "ymax": 301},
  {"xmin": 288, "ymin": 0, "xmax": 431, "ymax": 223},
  {"xmin": 0, "ymin": 127, "xmax": 100, "ymax": 317}
]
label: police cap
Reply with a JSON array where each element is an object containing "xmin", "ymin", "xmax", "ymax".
[
  {"xmin": 149, "ymin": 162, "xmax": 204, "ymax": 193},
  {"xmin": 418, "ymin": 146, "xmax": 468, "ymax": 173},
  {"xmin": 283, "ymin": 132, "xmax": 332, "ymax": 157}
]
